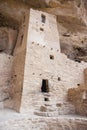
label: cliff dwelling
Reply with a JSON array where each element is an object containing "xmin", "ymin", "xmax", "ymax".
[
  {"xmin": 0, "ymin": 0, "xmax": 87, "ymax": 130},
  {"xmin": 1, "ymin": 8, "xmax": 87, "ymax": 114}
]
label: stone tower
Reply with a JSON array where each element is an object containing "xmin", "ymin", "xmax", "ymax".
[
  {"xmin": 11, "ymin": 9, "xmax": 87, "ymax": 115},
  {"xmin": 20, "ymin": 9, "xmax": 60, "ymax": 113}
]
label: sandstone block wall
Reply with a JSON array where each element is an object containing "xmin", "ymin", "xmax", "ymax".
[
  {"xmin": 27, "ymin": 9, "xmax": 60, "ymax": 52},
  {"xmin": 10, "ymin": 12, "xmax": 29, "ymax": 112},
  {"xmin": 68, "ymin": 68, "xmax": 87, "ymax": 116},
  {"xmin": 0, "ymin": 54, "xmax": 13, "ymax": 109},
  {"xmin": 0, "ymin": 27, "xmax": 17, "ymax": 109}
]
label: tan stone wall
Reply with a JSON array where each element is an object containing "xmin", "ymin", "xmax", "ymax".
[
  {"xmin": 27, "ymin": 9, "xmax": 60, "ymax": 52},
  {"xmin": 0, "ymin": 27, "xmax": 17, "ymax": 109},
  {"xmin": 68, "ymin": 69, "xmax": 87, "ymax": 116},
  {"xmin": 20, "ymin": 9, "xmax": 87, "ymax": 115},
  {"xmin": 10, "ymin": 12, "xmax": 29, "ymax": 112},
  {"xmin": 0, "ymin": 54, "xmax": 13, "ymax": 109}
]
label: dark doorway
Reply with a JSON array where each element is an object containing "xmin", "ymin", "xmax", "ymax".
[{"xmin": 41, "ymin": 79, "xmax": 49, "ymax": 93}]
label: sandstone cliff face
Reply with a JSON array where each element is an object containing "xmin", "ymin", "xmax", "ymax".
[
  {"xmin": 0, "ymin": 1, "xmax": 87, "ymax": 130},
  {"xmin": 0, "ymin": 0, "xmax": 87, "ymax": 62}
]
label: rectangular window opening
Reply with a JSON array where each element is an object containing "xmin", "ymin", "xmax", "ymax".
[
  {"xmin": 41, "ymin": 14, "xmax": 46, "ymax": 23},
  {"xmin": 50, "ymin": 55, "xmax": 54, "ymax": 60},
  {"xmin": 44, "ymin": 98, "xmax": 49, "ymax": 101}
]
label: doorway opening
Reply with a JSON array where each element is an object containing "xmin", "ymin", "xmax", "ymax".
[{"xmin": 41, "ymin": 79, "xmax": 49, "ymax": 93}]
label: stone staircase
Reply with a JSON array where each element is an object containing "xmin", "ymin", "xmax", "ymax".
[{"xmin": 34, "ymin": 101, "xmax": 75, "ymax": 117}]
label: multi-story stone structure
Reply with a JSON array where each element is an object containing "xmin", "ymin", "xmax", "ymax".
[{"xmin": 0, "ymin": 9, "xmax": 87, "ymax": 117}]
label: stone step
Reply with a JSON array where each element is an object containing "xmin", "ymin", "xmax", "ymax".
[{"xmin": 34, "ymin": 102, "xmax": 75, "ymax": 116}]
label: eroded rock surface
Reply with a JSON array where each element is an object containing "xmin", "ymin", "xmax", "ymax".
[{"xmin": 0, "ymin": 1, "xmax": 87, "ymax": 130}]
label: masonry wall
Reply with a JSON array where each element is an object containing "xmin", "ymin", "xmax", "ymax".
[
  {"xmin": 20, "ymin": 9, "xmax": 87, "ymax": 115},
  {"xmin": 0, "ymin": 54, "xmax": 13, "ymax": 109},
  {"xmin": 10, "ymin": 13, "xmax": 29, "ymax": 112},
  {"xmin": 68, "ymin": 69, "xmax": 87, "ymax": 116},
  {"xmin": 0, "ymin": 27, "xmax": 17, "ymax": 109}
]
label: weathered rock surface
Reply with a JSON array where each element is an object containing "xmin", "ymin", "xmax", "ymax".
[
  {"xmin": 0, "ymin": 1, "xmax": 87, "ymax": 130},
  {"xmin": 0, "ymin": 0, "xmax": 87, "ymax": 61}
]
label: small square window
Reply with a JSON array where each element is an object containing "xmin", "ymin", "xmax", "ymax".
[
  {"xmin": 58, "ymin": 77, "xmax": 61, "ymax": 81},
  {"xmin": 50, "ymin": 55, "xmax": 54, "ymax": 60},
  {"xmin": 40, "ymin": 28, "xmax": 44, "ymax": 31}
]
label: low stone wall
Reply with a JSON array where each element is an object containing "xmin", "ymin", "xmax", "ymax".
[{"xmin": 68, "ymin": 68, "xmax": 87, "ymax": 116}]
